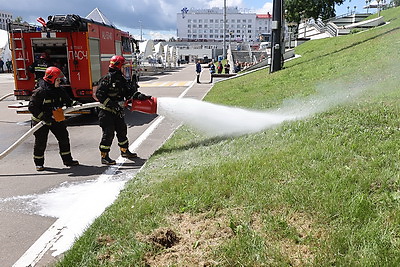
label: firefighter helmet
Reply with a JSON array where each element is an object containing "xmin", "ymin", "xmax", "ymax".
[
  {"xmin": 40, "ymin": 52, "xmax": 49, "ymax": 59},
  {"xmin": 109, "ymin": 55, "xmax": 125, "ymax": 70},
  {"xmin": 43, "ymin": 66, "xmax": 65, "ymax": 84}
]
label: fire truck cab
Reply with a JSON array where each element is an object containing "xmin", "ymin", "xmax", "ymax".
[{"xmin": 8, "ymin": 14, "xmax": 140, "ymax": 102}]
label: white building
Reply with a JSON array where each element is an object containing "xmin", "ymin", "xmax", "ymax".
[
  {"xmin": 0, "ymin": 10, "xmax": 13, "ymax": 31},
  {"xmin": 176, "ymin": 7, "xmax": 272, "ymax": 42}
]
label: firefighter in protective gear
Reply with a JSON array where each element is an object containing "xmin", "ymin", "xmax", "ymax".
[
  {"xmin": 96, "ymin": 55, "xmax": 151, "ymax": 165},
  {"xmin": 28, "ymin": 52, "xmax": 53, "ymax": 83},
  {"xmin": 28, "ymin": 66, "xmax": 79, "ymax": 171}
]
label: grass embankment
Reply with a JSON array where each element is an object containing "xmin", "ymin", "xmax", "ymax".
[{"xmin": 58, "ymin": 7, "xmax": 400, "ymax": 266}]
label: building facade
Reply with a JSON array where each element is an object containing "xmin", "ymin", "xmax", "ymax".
[
  {"xmin": 0, "ymin": 10, "xmax": 13, "ymax": 31},
  {"xmin": 176, "ymin": 7, "xmax": 272, "ymax": 42}
]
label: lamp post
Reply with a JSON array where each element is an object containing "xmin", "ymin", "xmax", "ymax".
[
  {"xmin": 139, "ymin": 20, "xmax": 143, "ymax": 41},
  {"xmin": 270, "ymin": 0, "xmax": 283, "ymax": 73},
  {"xmin": 377, "ymin": 0, "xmax": 381, "ymax": 16},
  {"xmin": 223, "ymin": 0, "xmax": 227, "ymax": 60}
]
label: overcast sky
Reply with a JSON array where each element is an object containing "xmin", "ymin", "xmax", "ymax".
[
  {"xmin": 2, "ymin": 0, "xmax": 377, "ymax": 40},
  {"xmin": 2, "ymin": 0, "xmax": 272, "ymax": 40}
]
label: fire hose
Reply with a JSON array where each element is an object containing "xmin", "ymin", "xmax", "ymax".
[
  {"xmin": 0, "ymin": 93, "xmax": 14, "ymax": 102},
  {"xmin": 0, "ymin": 102, "xmax": 103, "ymax": 160},
  {"xmin": 0, "ymin": 97, "xmax": 157, "ymax": 160}
]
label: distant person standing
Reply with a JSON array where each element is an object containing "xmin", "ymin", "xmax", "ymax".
[
  {"xmin": 224, "ymin": 61, "xmax": 230, "ymax": 74},
  {"xmin": 0, "ymin": 58, "xmax": 4, "ymax": 73},
  {"xmin": 6, "ymin": 59, "xmax": 12, "ymax": 73},
  {"xmin": 209, "ymin": 61, "xmax": 215, "ymax": 83},
  {"xmin": 195, "ymin": 60, "xmax": 201, "ymax": 83},
  {"xmin": 217, "ymin": 61, "xmax": 223, "ymax": 74}
]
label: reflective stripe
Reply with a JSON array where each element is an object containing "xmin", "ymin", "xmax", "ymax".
[
  {"xmin": 32, "ymin": 116, "xmax": 41, "ymax": 122},
  {"xmin": 60, "ymin": 151, "xmax": 71, "ymax": 156},
  {"xmin": 99, "ymin": 106, "xmax": 116, "ymax": 113},
  {"xmin": 103, "ymin": 98, "xmax": 110, "ymax": 106},
  {"xmin": 118, "ymin": 139, "xmax": 128, "ymax": 146},
  {"xmin": 34, "ymin": 155, "xmax": 44, "ymax": 159},
  {"xmin": 100, "ymin": 145, "xmax": 111, "ymax": 150}
]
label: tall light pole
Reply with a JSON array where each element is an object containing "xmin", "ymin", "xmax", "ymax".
[
  {"xmin": 270, "ymin": 0, "xmax": 283, "ymax": 73},
  {"xmin": 223, "ymin": 0, "xmax": 227, "ymax": 60},
  {"xmin": 139, "ymin": 20, "xmax": 143, "ymax": 41}
]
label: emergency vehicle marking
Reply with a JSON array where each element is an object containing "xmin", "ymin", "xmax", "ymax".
[{"xmin": 69, "ymin": 50, "xmax": 88, "ymax": 61}]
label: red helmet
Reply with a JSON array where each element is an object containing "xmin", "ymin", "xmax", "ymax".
[
  {"xmin": 40, "ymin": 52, "xmax": 49, "ymax": 59},
  {"xmin": 109, "ymin": 55, "xmax": 125, "ymax": 70},
  {"xmin": 43, "ymin": 66, "xmax": 65, "ymax": 84}
]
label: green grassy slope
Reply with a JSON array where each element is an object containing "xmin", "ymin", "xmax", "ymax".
[{"xmin": 58, "ymin": 7, "xmax": 400, "ymax": 267}]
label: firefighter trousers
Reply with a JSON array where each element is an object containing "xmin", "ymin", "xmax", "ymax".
[
  {"xmin": 98, "ymin": 109, "xmax": 129, "ymax": 153},
  {"xmin": 33, "ymin": 121, "xmax": 73, "ymax": 166}
]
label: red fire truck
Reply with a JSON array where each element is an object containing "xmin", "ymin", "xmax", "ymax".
[{"xmin": 8, "ymin": 14, "xmax": 140, "ymax": 103}]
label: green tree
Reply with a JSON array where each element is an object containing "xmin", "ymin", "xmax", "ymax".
[
  {"xmin": 14, "ymin": 16, "xmax": 23, "ymax": 23},
  {"xmin": 393, "ymin": 0, "xmax": 400, "ymax": 7},
  {"xmin": 285, "ymin": 0, "xmax": 345, "ymax": 24}
]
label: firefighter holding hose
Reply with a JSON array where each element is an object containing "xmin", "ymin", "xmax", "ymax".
[
  {"xmin": 96, "ymin": 55, "xmax": 151, "ymax": 165},
  {"xmin": 28, "ymin": 66, "xmax": 79, "ymax": 171}
]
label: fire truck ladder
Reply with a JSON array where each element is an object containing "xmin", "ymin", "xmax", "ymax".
[{"xmin": 10, "ymin": 29, "xmax": 29, "ymax": 80}]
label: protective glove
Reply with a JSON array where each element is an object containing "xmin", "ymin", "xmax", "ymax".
[{"xmin": 133, "ymin": 92, "xmax": 152, "ymax": 101}]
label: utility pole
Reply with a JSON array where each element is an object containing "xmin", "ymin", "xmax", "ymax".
[
  {"xmin": 223, "ymin": 0, "xmax": 227, "ymax": 60},
  {"xmin": 270, "ymin": 0, "xmax": 283, "ymax": 73},
  {"xmin": 139, "ymin": 20, "xmax": 143, "ymax": 42}
]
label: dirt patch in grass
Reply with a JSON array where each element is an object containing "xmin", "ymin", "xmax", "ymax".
[
  {"xmin": 137, "ymin": 212, "xmax": 233, "ymax": 266},
  {"xmin": 279, "ymin": 211, "xmax": 325, "ymax": 266}
]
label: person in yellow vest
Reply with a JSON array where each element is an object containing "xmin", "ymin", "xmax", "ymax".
[
  {"xmin": 28, "ymin": 66, "xmax": 79, "ymax": 171},
  {"xmin": 28, "ymin": 52, "xmax": 54, "ymax": 84}
]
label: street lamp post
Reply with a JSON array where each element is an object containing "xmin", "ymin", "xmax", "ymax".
[
  {"xmin": 270, "ymin": 0, "xmax": 283, "ymax": 73},
  {"xmin": 139, "ymin": 20, "xmax": 143, "ymax": 42},
  {"xmin": 223, "ymin": 0, "xmax": 227, "ymax": 60}
]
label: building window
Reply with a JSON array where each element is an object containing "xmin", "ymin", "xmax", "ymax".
[{"xmin": 210, "ymin": 19, "xmax": 213, "ymax": 23}]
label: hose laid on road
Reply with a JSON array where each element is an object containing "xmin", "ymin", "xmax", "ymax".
[
  {"xmin": 0, "ymin": 93, "xmax": 14, "ymax": 102},
  {"xmin": 0, "ymin": 102, "xmax": 103, "ymax": 160}
]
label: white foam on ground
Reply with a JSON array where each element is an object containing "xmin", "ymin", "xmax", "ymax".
[{"xmin": 33, "ymin": 175, "xmax": 128, "ymax": 256}]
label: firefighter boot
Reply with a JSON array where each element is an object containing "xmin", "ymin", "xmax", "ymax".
[
  {"xmin": 101, "ymin": 152, "xmax": 116, "ymax": 165},
  {"xmin": 36, "ymin": 165, "xmax": 45, "ymax": 171},
  {"xmin": 64, "ymin": 159, "xmax": 79, "ymax": 167},
  {"xmin": 120, "ymin": 148, "xmax": 137, "ymax": 158}
]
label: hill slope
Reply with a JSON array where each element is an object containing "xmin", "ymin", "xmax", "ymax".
[{"xmin": 58, "ymin": 7, "xmax": 400, "ymax": 267}]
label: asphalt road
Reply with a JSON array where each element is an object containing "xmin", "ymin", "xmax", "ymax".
[{"xmin": 0, "ymin": 64, "xmax": 214, "ymax": 267}]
